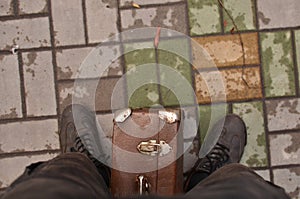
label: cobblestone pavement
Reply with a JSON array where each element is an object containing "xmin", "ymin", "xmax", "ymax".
[{"xmin": 0, "ymin": 0, "xmax": 300, "ymax": 198}]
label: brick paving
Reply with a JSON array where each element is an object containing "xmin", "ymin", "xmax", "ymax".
[{"xmin": 0, "ymin": 0, "xmax": 299, "ymax": 198}]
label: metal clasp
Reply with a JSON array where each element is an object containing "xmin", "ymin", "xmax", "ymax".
[
  {"xmin": 137, "ymin": 140, "xmax": 172, "ymax": 156},
  {"xmin": 137, "ymin": 175, "xmax": 151, "ymax": 195}
]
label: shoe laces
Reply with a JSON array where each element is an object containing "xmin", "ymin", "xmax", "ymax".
[
  {"xmin": 72, "ymin": 133, "xmax": 100, "ymax": 162},
  {"xmin": 196, "ymin": 143, "xmax": 230, "ymax": 174}
]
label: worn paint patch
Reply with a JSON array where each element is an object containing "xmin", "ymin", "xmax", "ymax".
[
  {"xmin": 284, "ymin": 133, "xmax": 300, "ymax": 153},
  {"xmin": 0, "ymin": 55, "xmax": 22, "ymax": 118},
  {"xmin": 57, "ymin": 66, "xmax": 73, "ymax": 80},
  {"xmin": 122, "ymin": 8, "xmax": 156, "ymax": 28},
  {"xmin": 233, "ymin": 101, "xmax": 268, "ymax": 167},
  {"xmin": 257, "ymin": 0, "xmax": 300, "ymax": 29},
  {"xmin": 24, "ymin": 52, "xmax": 37, "ymax": 66},
  {"xmin": 223, "ymin": 0, "xmax": 256, "ymax": 32},
  {"xmin": 266, "ymin": 99, "xmax": 300, "ymax": 131},
  {"xmin": 158, "ymin": 39, "xmax": 194, "ymax": 106},
  {"xmin": 124, "ymin": 42, "xmax": 160, "ymax": 108},
  {"xmin": 60, "ymin": 86, "xmax": 90, "ymax": 101},
  {"xmin": 124, "ymin": 42, "xmax": 155, "ymax": 70},
  {"xmin": 188, "ymin": 0, "xmax": 220, "ymax": 35},
  {"xmin": 193, "ymin": 33, "xmax": 259, "ymax": 68},
  {"xmin": 270, "ymin": 133, "xmax": 300, "ymax": 165},
  {"xmin": 23, "ymin": 52, "xmax": 38, "ymax": 78},
  {"xmin": 23, "ymin": 51, "xmax": 57, "ymax": 116},
  {"xmin": 0, "ymin": 18, "xmax": 51, "ymax": 50},
  {"xmin": 58, "ymin": 79, "xmax": 123, "ymax": 113},
  {"xmin": 59, "ymin": 83, "xmax": 84, "ymax": 113},
  {"xmin": 261, "ymin": 31, "xmax": 295, "ymax": 97},
  {"xmin": 26, "ymin": 67, "xmax": 35, "ymax": 78},
  {"xmin": 273, "ymin": 168, "xmax": 300, "ymax": 199},
  {"xmin": 0, "ymin": 108, "xmax": 18, "ymax": 119},
  {"xmin": 129, "ymin": 84, "xmax": 160, "ymax": 108},
  {"xmin": 147, "ymin": 91, "xmax": 159, "ymax": 102},
  {"xmin": 121, "ymin": 5, "xmax": 187, "ymax": 35},
  {"xmin": 257, "ymin": 11, "xmax": 271, "ymax": 25},
  {"xmin": 204, "ymin": 40, "xmax": 243, "ymax": 63},
  {"xmin": 195, "ymin": 67, "xmax": 262, "ymax": 103}
]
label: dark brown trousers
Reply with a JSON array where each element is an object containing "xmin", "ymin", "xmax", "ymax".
[{"xmin": 0, "ymin": 153, "xmax": 290, "ymax": 199}]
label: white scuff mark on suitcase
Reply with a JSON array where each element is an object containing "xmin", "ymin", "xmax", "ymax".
[
  {"xmin": 114, "ymin": 108, "xmax": 132, "ymax": 123},
  {"xmin": 158, "ymin": 110, "xmax": 179, "ymax": 124}
]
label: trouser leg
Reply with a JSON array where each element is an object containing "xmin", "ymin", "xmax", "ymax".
[
  {"xmin": 1, "ymin": 153, "xmax": 110, "ymax": 199},
  {"xmin": 184, "ymin": 163, "xmax": 290, "ymax": 199},
  {"xmin": 124, "ymin": 164, "xmax": 290, "ymax": 199}
]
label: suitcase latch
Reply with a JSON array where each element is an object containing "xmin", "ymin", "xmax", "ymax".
[{"xmin": 137, "ymin": 140, "xmax": 172, "ymax": 156}]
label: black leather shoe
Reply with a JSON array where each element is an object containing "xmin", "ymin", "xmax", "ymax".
[
  {"xmin": 184, "ymin": 114, "xmax": 247, "ymax": 191},
  {"xmin": 59, "ymin": 104, "xmax": 111, "ymax": 186}
]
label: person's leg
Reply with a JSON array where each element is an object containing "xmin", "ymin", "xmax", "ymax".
[
  {"xmin": 184, "ymin": 163, "xmax": 290, "ymax": 199},
  {"xmin": 1, "ymin": 153, "xmax": 110, "ymax": 199},
  {"xmin": 1, "ymin": 104, "xmax": 111, "ymax": 199},
  {"xmin": 184, "ymin": 114, "xmax": 247, "ymax": 192},
  {"xmin": 183, "ymin": 114, "xmax": 290, "ymax": 199}
]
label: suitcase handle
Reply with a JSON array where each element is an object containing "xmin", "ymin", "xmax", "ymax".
[{"xmin": 137, "ymin": 175, "xmax": 151, "ymax": 195}]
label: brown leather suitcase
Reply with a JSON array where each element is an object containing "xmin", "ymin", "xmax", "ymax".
[{"xmin": 111, "ymin": 109, "xmax": 183, "ymax": 197}]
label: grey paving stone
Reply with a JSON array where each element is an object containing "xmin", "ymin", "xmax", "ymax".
[
  {"xmin": 273, "ymin": 167, "xmax": 300, "ymax": 199},
  {"xmin": 0, "ymin": 153, "xmax": 58, "ymax": 188},
  {"xmin": 181, "ymin": 106, "xmax": 199, "ymax": 173},
  {"xmin": 19, "ymin": 0, "xmax": 47, "ymax": 14},
  {"xmin": 96, "ymin": 113, "xmax": 114, "ymax": 165},
  {"xmin": 183, "ymin": 139, "xmax": 199, "ymax": 173},
  {"xmin": 23, "ymin": 51, "xmax": 57, "ymax": 116},
  {"xmin": 0, "ymin": 17, "xmax": 51, "ymax": 50},
  {"xmin": 295, "ymin": 30, "xmax": 300, "ymax": 94},
  {"xmin": 269, "ymin": 132, "xmax": 300, "ymax": 166},
  {"xmin": 0, "ymin": 0, "xmax": 13, "ymax": 16},
  {"xmin": 120, "ymin": 0, "xmax": 183, "ymax": 7},
  {"xmin": 254, "ymin": 170, "xmax": 270, "ymax": 181},
  {"xmin": 0, "ymin": 54, "xmax": 22, "ymax": 119},
  {"xmin": 257, "ymin": 0, "xmax": 300, "ymax": 29},
  {"xmin": 51, "ymin": 0, "xmax": 85, "ymax": 46},
  {"xmin": 85, "ymin": 0, "xmax": 119, "ymax": 43},
  {"xmin": 56, "ymin": 45, "xmax": 123, "ymax": 80},
  {"xmin": 260, "ymin": 31, "xmax": 295, "ymax": 97},
  {"xmin": 0, "ymin": 119, "xmax": 59, "ymax": 154},
  {"xmin": 266, "ymin": 98, "xmax": 300, "ymax": 131},
  {"xmin": 120, "ymin": 4, "xmax": 187, "ymax": 40},
  {"xmin": 58, "ymin": 78, "xmax": 126, "ymax": 113},
  {"xmin": 233, "ymin": 102, "xmax": 268, "ymax": 167},
  {"xmin": 96, "ymin": 113, "xmax": 114, "ymax": 138},
  {"xmin": 56, "ymin": 47, "xmax": 92, "ymax": 80}
]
